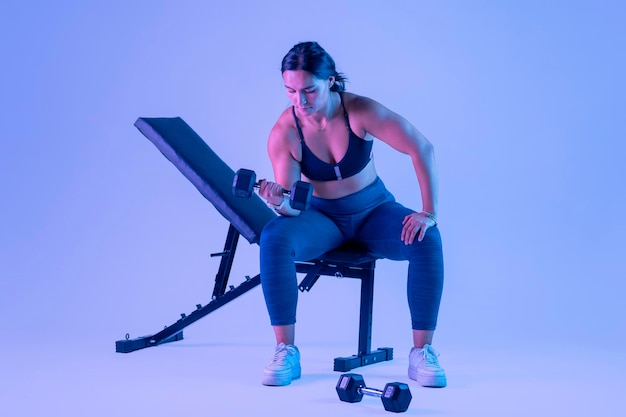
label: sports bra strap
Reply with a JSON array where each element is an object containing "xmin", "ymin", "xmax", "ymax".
[{"xmin": 292, "ymin": 106, "xmax": 305, "ymax": 143}]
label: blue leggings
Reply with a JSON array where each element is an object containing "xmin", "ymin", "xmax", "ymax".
[{"xmin": 259, "ymin": 178, "xmax": 444, "ymax": 330}]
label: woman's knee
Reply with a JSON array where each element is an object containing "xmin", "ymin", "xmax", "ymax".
[
  {"xmin": 260, "ymin": 216, "xmax": 298, "ymax": 248},
  {"xmin": 409, "ymin": 226, "xmax": 442, "ymax": 254}
]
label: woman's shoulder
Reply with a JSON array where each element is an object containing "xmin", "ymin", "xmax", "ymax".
[
  {"xmin": 269, "ymin": 106, "xmax": 299, "ymax": 145},
  {"xmin": 341, "ymin": 92, "xmax": 389, "ymax": 131},
  {"xmin": 271, "ymin": 104, "xmax": 292, "ymax": 125},
  {"xmin": 341, "ymin": 92, "xmax": 382, "ymax": 114}
]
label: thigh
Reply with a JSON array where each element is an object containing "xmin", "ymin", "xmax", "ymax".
[
  {"xmin": 261, "ymin": 208, "xmax": 346, "ymax": 261},
  {"xmin": 355, "ymin": 201, "xmax": 421, "ymax": 260}
]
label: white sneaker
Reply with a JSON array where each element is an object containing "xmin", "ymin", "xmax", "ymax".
[
  {"xmin": 408, "ymin": 344, "xmax": 447, "ymax": 387},
  {"xmin": 262, "ymin": 343, "xmax": 301, "ymax": 386}
]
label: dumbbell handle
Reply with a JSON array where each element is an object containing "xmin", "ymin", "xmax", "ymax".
[
  {"xmin": 233, "ymin": 168, "xmax": 312, "ymax": 210},
  {"xmin": 359, "ymin": 386, "xmax": 385, "ymax": 398},
  {"xmin": 253, "ymin": 181, "xmax": 292, "ymax": 196}
]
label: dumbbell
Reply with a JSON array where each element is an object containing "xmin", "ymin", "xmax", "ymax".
[
  {"xmin": 336, "ymin": 373, "xmax": 412, "ymax": 413},
  {"xmin": 232, "ymin": 168, "xmax": 313, "ymax": 211}
]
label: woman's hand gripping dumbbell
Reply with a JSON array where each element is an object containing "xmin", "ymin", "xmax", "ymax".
[{"xmin": 232, "ymin": 168, "xmax": 313, "ymax": 211}]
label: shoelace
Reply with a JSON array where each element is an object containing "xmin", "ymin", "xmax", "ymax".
[
  {"xmin": 419, "ymin": 346, "xmax": 440, "ymax": 367},
  {"xmin": 271, "ymin": 345, "xmax": 291, "ymax": 365}
]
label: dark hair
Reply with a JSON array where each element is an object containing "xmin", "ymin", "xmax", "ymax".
[{"xmin": 281, "ymin": 41, "xmax": 348, "ymax": 92}]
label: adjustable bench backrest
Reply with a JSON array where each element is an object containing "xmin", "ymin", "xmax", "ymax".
[{"xmin": 134, "ymin": 117, "xmax": 275, "ymax": 244}]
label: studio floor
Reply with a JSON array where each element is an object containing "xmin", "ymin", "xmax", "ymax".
[{"xmin": 1, "ymin": 334, "xmax": 623, "ymax": 417}]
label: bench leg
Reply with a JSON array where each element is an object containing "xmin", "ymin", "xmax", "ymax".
[{"xmin": 333, "ymin": 268, "xmax": 394, "ymax": 371}]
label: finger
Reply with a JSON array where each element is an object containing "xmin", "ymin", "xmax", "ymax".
[
  {"xmin": 263, "ymin": 182, "xmax": 275, "ymax": 196},
  {"xmin": 409, "ymin": 226, "xmax": 420, "ymax": 245},
  {"xmin": 264, "ymin": 184, "xmax": 275, "ymax": 197},
  {"xmin": 401, "ymin": 225, "xmax": 411, "ymax": 244},
  {"xmin": 407, "ymin": 224, "xmax": 424, "ymax": 245},
  {"xmin": 258, "ymin": 182, "xmax": 267, "ymax": 196},
  {"xmin": 403, "ymin": 225, "xmax": 416, "ymax": 245},
  {"xmin": 417, "ymin": 225, "xmax": 427, "ymax": 242}
]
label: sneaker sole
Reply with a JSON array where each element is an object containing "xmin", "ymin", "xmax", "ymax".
[
  {"xmin": 262, "ymin": 366, "xmax": 302, "ymax": 386},
  {"xmin": 408, "ymin": 367, "xmax": 447, "ymax": 388}
]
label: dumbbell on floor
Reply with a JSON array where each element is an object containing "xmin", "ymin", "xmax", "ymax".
[
  {"xmin": 336, "ymin": 373, "xmax": 412, "ymax": 413},
  {"xmin": 232, "ymin": 168, "xmax": 313, "ymax": 211}
]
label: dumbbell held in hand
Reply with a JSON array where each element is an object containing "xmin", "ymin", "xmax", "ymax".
[
  {"xmin": 336, "ymin": 373, "xmax": 412, "ymax": 413},
  {"xmin": 232, "ymin": 168, "xmax": 313, "ymax": 211}
]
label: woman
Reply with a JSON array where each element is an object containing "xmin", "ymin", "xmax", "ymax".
[{"xmin": 258, "ymin": 41, "xmax": 446, "ymax": 388}]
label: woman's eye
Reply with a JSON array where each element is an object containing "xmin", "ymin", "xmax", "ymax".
[{"xmin": 286, "ymin": 89, "xmax": 314, "ymax": 94}]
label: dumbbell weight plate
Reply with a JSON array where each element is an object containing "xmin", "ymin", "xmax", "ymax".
[
  {"xmin": 232, "ymin": 168, "xmax": 256, "ymax": 198},
  {"xmin": 381, "ymin": 382, "xmax": 412, "ymax": 413},
  {"xmin": 289, "ymin": 181, "xmax": 313, "ymax": 210},
  {"xmin": 336, "ymin": 373, "xmax": 365, "ymax": 403}
]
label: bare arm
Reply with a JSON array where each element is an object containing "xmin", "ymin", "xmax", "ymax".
[
  {"xmin": 259, "ymin": 121, "xmax": 303, "ymax": 216},
  {"xmin": 355, "ymin": 96, "xmax": 439, "ymax": 242}
]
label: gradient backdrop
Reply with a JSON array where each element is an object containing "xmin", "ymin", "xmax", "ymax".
[{"xmin": 1, "ymin": 0, "xmax": 624, "ymax": 402}]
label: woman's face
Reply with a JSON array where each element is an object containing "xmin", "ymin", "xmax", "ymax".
[{"xmin": 282, "ymin": 70, "xmax": 334, "ymax": 117}]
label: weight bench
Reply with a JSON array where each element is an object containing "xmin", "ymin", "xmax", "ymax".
[{"xmin": 115, "ymin": 117, "xmax": 393, "ymax": 371}]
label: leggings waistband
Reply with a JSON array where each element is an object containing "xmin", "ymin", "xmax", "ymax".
[{"xmin": 310, "ymin": 177, "xmax": 395, "ymax": 216}]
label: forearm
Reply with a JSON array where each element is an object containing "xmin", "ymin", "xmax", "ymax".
[{"xmin": 412, "ymin": 143, "xmax": 439, "ymax": 216}]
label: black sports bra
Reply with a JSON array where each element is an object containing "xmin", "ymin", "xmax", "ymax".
[{"xmin": 293, "ymin": 93, "xmax": 373, "ymax": 181}]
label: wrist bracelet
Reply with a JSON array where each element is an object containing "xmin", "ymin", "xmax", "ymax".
[{"xmin": 419, "ymin": 210, "xmax": 438, "ymax": 226}]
